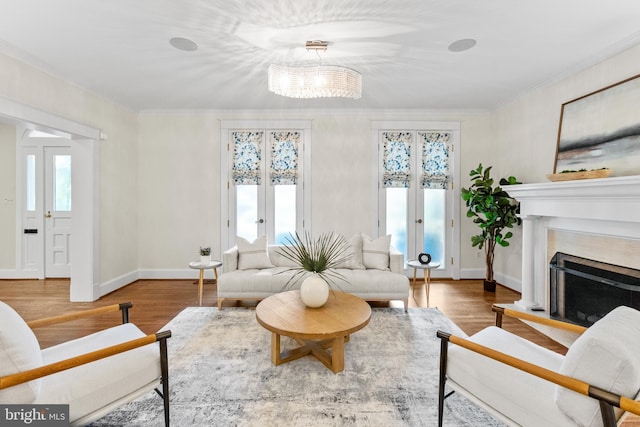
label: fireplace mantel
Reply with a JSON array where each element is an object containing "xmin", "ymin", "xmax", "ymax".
[
  {"xmin": 506, "ymin": 175, "xmax": 640, "ymax": 310},
  {"xmin": 507, "ymin": 175, "xmax": 640, "ymax": 223}
]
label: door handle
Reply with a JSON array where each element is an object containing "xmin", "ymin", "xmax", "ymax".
[
  {"xmin": 255, "ymin": 219, "xmax": 264, "ymax": 224},
  {"xmin": 45, "ymin": 211, "xmax": 52, "ymax": 219},
  {"xmin": 416, "ymin": 219, "xmax": 423, "ymax": 224}
]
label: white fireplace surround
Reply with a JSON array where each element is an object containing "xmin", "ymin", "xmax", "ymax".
[{"xmin": 507, "ymin": 175, "xmax": 640, "ymax": 311}]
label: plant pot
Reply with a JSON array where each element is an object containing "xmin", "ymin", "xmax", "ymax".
[
  {"xmin": 300, "ymin": 275, "xmax": 329, "ymax": 308},
  {"xmin": 483, "ymin": 279, "xmax": 496, "ymax": 292},
  {"xmin": 200, "ymin": 255, "xmax": 211, "ymax": 265}
]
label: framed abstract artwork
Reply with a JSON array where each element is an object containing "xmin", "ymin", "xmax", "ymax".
[{"xmin": 554, "ymin": 73, "xmax": 640, "ymax": 176}]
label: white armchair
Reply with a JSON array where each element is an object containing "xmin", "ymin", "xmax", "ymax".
[
  {"xmin": 437, "ymin": 305, "xmax": 640, "ymax": 427},
  {"xmin": 0, "ymin": 301, "xmax": 171, "ymax": 426}
]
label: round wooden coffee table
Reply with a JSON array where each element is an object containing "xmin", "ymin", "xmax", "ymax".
[{"xmin": 255, "ymin": 290, "xmax": 371, "ymax": 373}]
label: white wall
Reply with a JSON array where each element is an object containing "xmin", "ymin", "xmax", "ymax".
[
  {"xmin": 136, "ymin": 110, "xmax": 484, "ymax": 279},
  {"xmin": 484, "ymin": 43, "xmax": 640, "ymax": 290},
  {"xmin": 0, "ymin": 51, "xmax": 139, "ymax": 288},
  {"xmin": 137, "ymin": 113, "xmax": 221, "ymax": 270},
  {"xmin": 1, "ymin": 40, "xmax": 639, "ymax": 295}
]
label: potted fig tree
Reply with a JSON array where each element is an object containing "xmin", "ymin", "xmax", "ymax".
[{"xmin": 461, "ymin": 163, "xmax": 521, "ymax": 292}]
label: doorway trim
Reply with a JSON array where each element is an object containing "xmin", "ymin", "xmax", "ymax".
[{"xmin": 2, "ymin": 96, "xmax": 101, "ymax": 301}]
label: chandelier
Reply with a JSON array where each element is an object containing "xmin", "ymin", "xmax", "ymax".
[{"xmin": 267, "ymin": 41, "xmax": 362, "ymax": 100}]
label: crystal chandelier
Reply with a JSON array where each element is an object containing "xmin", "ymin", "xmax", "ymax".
[{"xmin": 267, "ymin": 41, "xmax": 362, "ymax": 100}]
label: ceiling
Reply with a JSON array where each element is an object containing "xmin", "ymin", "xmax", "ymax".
[{"xmin": 0, "ymin": 0, "xmax": 639, "ymax": 112}]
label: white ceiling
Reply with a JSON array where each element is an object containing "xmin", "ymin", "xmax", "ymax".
[{"xmin": 0, "ymin": 0, "xmax": 639, "ymax": 112}]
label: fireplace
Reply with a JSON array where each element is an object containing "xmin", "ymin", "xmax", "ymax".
[
  {"xmin": 549, "ymin": 252, "xmax": 640, "ymax": 327},
  {"xmin": 506, "ymin": 176, "xmax": 640, "ymax": 312}
]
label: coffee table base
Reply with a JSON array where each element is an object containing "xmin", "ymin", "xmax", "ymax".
[{"xmin": 271, "ymin": 332, "xmax": 351, "ymax": 373}]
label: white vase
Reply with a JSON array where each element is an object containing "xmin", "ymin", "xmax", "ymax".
[
  {"xmin": 299, "ymin": 274, "xmax": 329, "ymax": 308},
  {"xmin": 200, "ymin": 255, "xmax": 211, "ymax": 265}
]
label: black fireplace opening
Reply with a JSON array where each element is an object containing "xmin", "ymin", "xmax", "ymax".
[{"xmin": 549, "ymin": 252, "xmax": 640, "ymax": 327}]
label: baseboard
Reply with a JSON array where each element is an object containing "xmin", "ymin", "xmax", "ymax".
[
  {"xmin": 0, "ymin": 269, "xmax": 39, "ymax": 279},
  {"xmin": 98, "ymin": 269, "xmax": 217, "ymax": 298},
  {"xmin": 137, "ymin": 268, "xmax": 216, "ymax": 280},
  {"xmin": 494, "ymin": 272, "xmax": 521, "ymax": 293},
  {"xmin": 459, "ymin": 268, "xmax": 484, "ymax": 280},
  {"xmin": 458, "ymin": 268, "xmax": 521, "ymax": 293},
  {"xmin": 98, "ymin": 270, "xmax": 140, "ymax": 297}
]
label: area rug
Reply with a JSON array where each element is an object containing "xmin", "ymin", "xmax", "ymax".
[{"xmin": 91, "ymin": 307, "xmax": 505, "ymax": 426}]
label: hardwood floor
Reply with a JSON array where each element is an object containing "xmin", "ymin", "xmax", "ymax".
[{"xmin": 0, "ymin": 278, "xmax": 566, "ymax": 354}]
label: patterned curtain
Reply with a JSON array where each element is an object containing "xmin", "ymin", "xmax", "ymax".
[
  {"xmin": 382, "ymin": 132, "xmax": 412, "ymax": 188},
  {"xmin": 232, "ymin": 131, "xmax": 263, "ymax": 185},
  {"xmin": 419, "ymin": 131, "xmax": 451, "ymax": 189},
  {"xmin": 270, "ymin": 131, "xmax": 299, "ymax": 185}
]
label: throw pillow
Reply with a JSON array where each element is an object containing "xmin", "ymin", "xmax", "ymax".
[
  {"xmin": 0, "ymin": 301, "xmax": 43, "ymax": 403},
  {"xmin": 361, "ymin": 234, "xmax": 391, "ymax": 270},
  {"xmin": 555, "ymin": 305, "xmax": 640, "ymax": 427},
  {"xmin": 236, "ymin": 235, "xmax": 274, "ymax": 270},
  {"xmin": 335, "ymin": 234, "xmax": 365, "ymax": 270}
]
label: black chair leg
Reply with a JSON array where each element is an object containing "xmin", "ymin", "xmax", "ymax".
[
  {"xmin": 437, "ymin": 331, "xmax": 451, "ymax": 427},
  {"xmin": 599, "ymin": 400, "xmax": 616, "ymax": 427},
  {"xmin": 154, "ymin": 332, "xmax": 171, "ymax": 427}
]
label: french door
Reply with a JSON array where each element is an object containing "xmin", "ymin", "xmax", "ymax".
[
  {"xmin": 221, "ymin": 121, "xmax": 311, "ymax": 250},
  {"xmin": 374, "ymin": 122, "xmax": 460, "ymax": 279}
]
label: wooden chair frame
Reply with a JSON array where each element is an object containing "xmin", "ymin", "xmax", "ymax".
[
  {"xmin": 0, "ymin": 302, "xmax": 172, "ymax": 427},
  {"xmin": 437, "ymin": 305, "xmax": 640, "ymax": 427}
]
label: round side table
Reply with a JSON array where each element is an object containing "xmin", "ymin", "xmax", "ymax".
[
  {"xmin": 188, "ymin": 260, "xmax": 222, "ymax": 306},
  {"xmin": 407, "ymin": 259, "xmax": 441, "ymax": 307}
]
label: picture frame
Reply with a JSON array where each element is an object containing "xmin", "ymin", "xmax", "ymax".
[{"xmin": 554, "ymin": 73, "xmax": 640, "ymax": 176}]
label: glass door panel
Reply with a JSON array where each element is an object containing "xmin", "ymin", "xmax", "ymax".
[
  {"xmin": 274, "ymin": 185, "xmax": 296, "ymax": 244},
  {"xmin": 423, "ymin": 188, "xmax": 445, "ymax": 265},
  {"xmin": 236, "ymin": 185, "xmax": 258, "ymax": 242},
  {"xmin": 53, "ymin": 155, "xmax": 71, "ymax": 212},
  {"xmin": 386, "ymin": 188, "xmax": 408, "ymax": 264}
]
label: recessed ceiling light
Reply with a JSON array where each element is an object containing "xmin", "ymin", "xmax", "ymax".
[
  {"xmin": 448, "ymin": 38, "xmax": 477, "ymax": 52},
  {"xmin": 169, "ymin": 37, "xmax": 198, "ymax": 52}
]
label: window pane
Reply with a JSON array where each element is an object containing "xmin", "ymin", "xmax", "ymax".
[
  {"xmin": 236, "ymin": 185, "xmax": 257, "ymax": 241},
  {"xmin": 386, "ymin": 187, "xmax": 407, "ymax": 264},
  {"xmin": 26, "ymin": 155, "xmax": 36, "ymax": 211},
  {"xmin": 423, "ymin": 188, "xmax": 445, "ymax": 264},
  {"xmin": 274, "ymin": 185, "xmax": 296, "ymax": 244},
  {"xmin": 54, "ymin": 155, "xmax": 71, "ymax": 211}
]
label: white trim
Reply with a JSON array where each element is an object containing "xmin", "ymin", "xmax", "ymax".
[
  {"xmin": 70, "ymin": 139, "xmax": 100, "ymax": 301},
  {"xmin": 137, "ymin": 268, "xmax": 219, "ymax": 280},
  {"xmin": 98, "ymin": 270, "xmax": 139, "ymax": 297},
  {"xmin": 141, "ymin": 108, "xmax": 489, "ymax": 117},
  {"xmin": 460, "ymin": 268, "xmax": 485, "ymax": 280},
  {"xmin": 0, "ymin": 269, "xmax": 38, "ymax": 279},
  {"xmin": 0, "ymin": 97, "xmax": 101, "ymax": 140}
]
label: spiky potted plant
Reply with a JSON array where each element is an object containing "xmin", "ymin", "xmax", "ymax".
[
  {"xmin": 461, "ymin": 163, "xmax": 521, "ymax": 292},
  {"xmin": 277, "ymin": 231, "xmax": 351, "ymax": 307}
]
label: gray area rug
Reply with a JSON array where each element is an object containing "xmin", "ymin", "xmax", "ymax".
[{"xmin": 91, "ymin": 307, "xmax": 504, "ymax": 426}]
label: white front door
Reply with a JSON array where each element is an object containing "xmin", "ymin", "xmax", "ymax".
[
  {"xmin": 44, "ymin": 146, "xmax": 72, "ymax": 277},
  {"xmin": 22, "ymin": 135, "xmax": 72, "ymax": 278}
]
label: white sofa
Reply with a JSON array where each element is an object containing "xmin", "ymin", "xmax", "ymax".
[{"xmin": 218, "ymin": 234, "xmax": 410, "ymax": 311}]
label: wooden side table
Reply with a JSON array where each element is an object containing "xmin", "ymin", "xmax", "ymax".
[
  {"xmin": 188, "ymin": 260, "xmax": 222, "ymax": 306},
  {"xmin": 407, "ymin": 259, "xmax": 441, "ymax": 307},
  {"xmin": 255, "ymin": 290, "xmax": 371, "ymax": 373}
]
